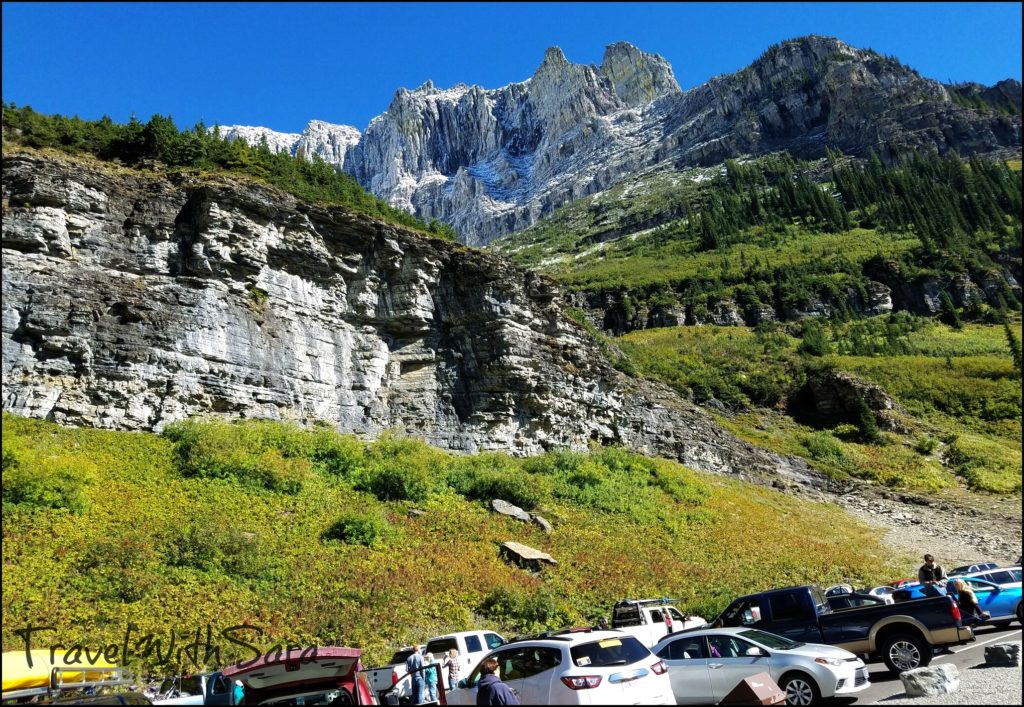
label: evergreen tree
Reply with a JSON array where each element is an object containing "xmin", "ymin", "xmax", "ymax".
[{"xmin": 1006, "ymin": 322, "xmax": 1023, "ymax": 373}]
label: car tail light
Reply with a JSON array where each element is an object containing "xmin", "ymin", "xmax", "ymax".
[
  {"xmin": 561, "ymin": 676, "xmax": 602, "ymax": 690},
  {"xmin": 650, "ymin": 660, "xmax": 668, "ymax": 675},
  {"xmin": 392, "ymin": 671, "xmax": 399, "ymax": 684},
  {"xmin": 950, "ymin": 600, "xmax": 961, "ymax": 622}
]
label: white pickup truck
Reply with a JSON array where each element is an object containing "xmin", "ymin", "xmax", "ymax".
[
  {"xmin": 365, "ymin": 630, "xmax": 507, "ymax": 703},
  {"xmin": 610, "ymin": 598, "xmax": 706, "ymax": 648}
]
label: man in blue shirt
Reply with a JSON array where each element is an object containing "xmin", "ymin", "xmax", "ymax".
[{"xmin": 405, "ymin": 644, "xmax": 425, "ymax": 705}]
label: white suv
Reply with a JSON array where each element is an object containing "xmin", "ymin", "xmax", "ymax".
[{"xmin": 445, "ymin": 628, "xmax": 674, "ymax": 705}]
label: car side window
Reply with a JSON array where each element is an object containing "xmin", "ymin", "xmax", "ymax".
[
  {"xmin": 649, "ymin": 609, "xmax": 665, "ymax": 623},
  {"xmin": 496, "ymin": 648, "xmax": 533, "ymax": 681},
  {"xmin": 468, "ymin": 650, "xmax": 509, "ymax": 688},
  {"xmin": 668, "ymin": 608, "xmax": 687, "ymax": 622},
  {"xmin": 769, "ymin": 593, "xmax": 803, "ymax": 621},
  {"xmin": 465, "ymin": 635, "xmax": 483, "ymax": 653},
  {"xmin": 515, "ymin": 648, "xmax": 561, "ymax": 679},
  {"xmin": 722, "ymin": 599, "xmax": 763, "ymax": 627},
  {"xmin": 659, "ymin": 637, "xmax": 708, "ymax": 661},
  {"xmin": 484, "ymin": 633, "xmax": 505, "ymax": 649},
  {"xmin": 989, "ymin": 571, "xmax": 1013, "ymax": 585},
  {"xmin": 709, "ymin": 636, "xmax": 756, "ymax": 659}
]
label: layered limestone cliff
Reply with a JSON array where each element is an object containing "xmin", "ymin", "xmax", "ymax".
[
  {"xmin": 222, "ymin": 36, "xmax": 1020, "ymax": 245},
  {"xmin": 2, "ymin": 152, "xmax": 827, "ymax": 492}
]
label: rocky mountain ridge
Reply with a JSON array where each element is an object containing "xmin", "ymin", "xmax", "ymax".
[
  {"xmin": 219, "ymin": 36, "xmax": 1021, "ymax": 245},
  {"xmin": 1, "ymin": 151, "xmax": 830, "ymax": 494}
]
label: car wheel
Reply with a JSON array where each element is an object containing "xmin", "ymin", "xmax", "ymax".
[
  {"xmin": 880, "ymin": 633, "xmax": 931, "ymax": 673},
  {"xmin": 1016, "ymin": 603, "xmax": 1022, "ymax": 625},
  {"xmin": 780, "ymin": 673, "xmax": 821, "ymax": 706}
]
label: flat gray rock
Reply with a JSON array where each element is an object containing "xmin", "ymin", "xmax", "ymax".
[
  {"xmin": 491, "ymin": 499, "xmax": 531, "ymax": 522},
  {"xmin": 531, "ymin": 514, "xmax": 553, "ymax": 534},
  {"xmin": 501, "ymin": 541, "xmax": 557, "ymax": 569},
  {"xmin": 985, "ymin": 643, "xmax": 1021, "ymax": 666}
]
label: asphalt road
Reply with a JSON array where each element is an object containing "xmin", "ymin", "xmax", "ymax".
[{"xmin": 829, "ymin": 624, "xmax": 1023, "ymax": 704}]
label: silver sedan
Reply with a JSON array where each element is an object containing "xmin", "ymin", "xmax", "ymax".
[{"xmin": 652, "ymin": 627, "xmax": 869, "ymax": 706}]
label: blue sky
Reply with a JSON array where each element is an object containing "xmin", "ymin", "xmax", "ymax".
[{"xmin": 3, "ymin": 2, "xmax": 1021, "ymax": 134}]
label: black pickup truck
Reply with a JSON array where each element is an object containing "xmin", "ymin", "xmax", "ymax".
[{"xmin": 712, "ymin": 584, "xmax": 973, "ymax": 673}]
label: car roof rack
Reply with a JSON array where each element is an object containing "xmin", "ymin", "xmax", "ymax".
[
  {"xmin": 614, "ymin": 597, "xmax": 684, "ymax": 607},
  {"xmin": 508, "ymin": 627, "xmax": 612, "ymax": 644}
]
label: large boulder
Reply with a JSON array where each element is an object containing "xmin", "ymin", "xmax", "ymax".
[
  {"xmin": 899, "ymin": 664, "xmax": 960, "ymax": 697},
  {"xmin": 985, "ymin": 643, "xmax": 1021, "ymax": 667},
  {"xmin": 500, "ymin": 541, "xmax": 557, "ymax": 570}
]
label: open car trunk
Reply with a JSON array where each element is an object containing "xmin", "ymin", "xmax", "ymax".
[{"xmin": 222, "ymin": 647, "xmax": 372, "ymax": 705}]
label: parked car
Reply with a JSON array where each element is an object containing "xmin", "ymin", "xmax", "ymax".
[
  {"xmin": 610, "ymin": 598, "xmax": 706, "ymax": 648},
  {"xmin": 888, "ymin": 578, "xmax": 918, "ymax": 589},
  {"xmin": 862, "ymin": 586, "xmax": 896, "ymax": 604},
  {"xmin": 950, "ymin": 561, "xmax": 1000, "ymax": 575},
  {"xmin": 653, "ymin": 627, "xmax": 869, "ymax": 706},
  {"xmin": 712, "ymin": 584, "xmax": 974, "ymax": 673},
  {"xmin": 954, "ymin": 566, "xmax": 1022, "ymax": 587},
  {"xmin": 222, "ymin": 646, "xmax": 376, "ymax": 706},
  {"xmin": 826, "ymin": 593, "xmax": 888, "ymax": 611},
  {"xmin": 150, "ymin": 672, "xmax": 232, "ymax": 705},
  {"xmin": 824, "ymin": 584, "xmax": 854, "ymax": 597},
  {"xmin": 421, "ymin": 630, "xmax": 507, "ymax": 690},
  {"xmin": 946, "ymin": 577, "xmax": 1023, "ymax": 627},
  {"xmin": 445, "ymin": 628, "xmax": 674, "ymax": 705}
]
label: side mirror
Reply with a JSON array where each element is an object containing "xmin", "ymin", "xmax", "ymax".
[
  {"xmin": 457, "ymin": 679, "xmax": 467, "ymax": 689},
  {"xmin": 745, "ymin": 647, "xmax": 764, "ymax": 657}
]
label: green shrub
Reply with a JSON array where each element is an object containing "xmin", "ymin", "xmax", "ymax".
[
  {"xmin": 447, "ymin": 454, "xmax": 548, "ymax": 510},
  {"xmin": 163, "ymin": 419, "xmax": 312, "ymax": 493},
  {"xmin": 476, "ymin": 587, "xmax": 574, "ymax": 633},
  {"xmin": 1, "ymin": 445, "xmax": 95, "ymax": 512},
  {"xmin": 914, "ymin": 436, "xmax": 939, "ymax": 455},
  {"xmin": 322, "ymin": 510, "xmax": 395, "ymax": 547},
  {"xmin": 803, "ymin": 432, "xmax": 850, "ymax": 468}
]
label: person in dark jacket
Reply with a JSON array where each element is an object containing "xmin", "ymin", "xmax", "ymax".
[
  {"xmin": 475, "ymin": 657, "xmax": 520, "ymax": 706},
  {"xmin": 918, "ymin": 554, "xmax": 947, "ymax": 597}
]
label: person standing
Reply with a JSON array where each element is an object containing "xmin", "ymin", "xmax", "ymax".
[
  {"xmin": 918, "ymin": 554, "xmax": 948, "ymax": 596},
  {"xmin": 475, "ymin": 657, "xmax": 520, "ymax": 706},
  {"xmin": 442, "ymin": 648, "xmax": 461, "ymax": 691},
  {"xmin": 232, "ymin": 679, "xmax": 245, "ymax": 705},
  {"xmin": 423, "ymin": 652, "xmax": 439, "ymax": 703},
  {"xmin": 406, "ymin": 644, "xmax": 425, "ymax": 705}
]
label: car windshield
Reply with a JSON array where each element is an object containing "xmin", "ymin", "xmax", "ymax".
[
  {"xmin": 738, "ymin": 630, "xmax": 805, "ymax": 650},
  {"xmin": 570, "ymin": 636, "xmax": 650, "ymax": 668}
]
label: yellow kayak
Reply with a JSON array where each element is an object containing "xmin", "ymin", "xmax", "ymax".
[{"xmin": 2, "ymin": 649, "xmax": 116, "ymax": 692}]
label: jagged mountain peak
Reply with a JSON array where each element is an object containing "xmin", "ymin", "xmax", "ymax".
[
  {"xmin": 601, "ymin": 40, "xmax": 680, "ymax": 105},
  {"xmin": 539, "ymin": 45, "xmax": 570, "ymax": 69}
]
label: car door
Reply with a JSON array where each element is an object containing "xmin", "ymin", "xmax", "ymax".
[
  {"xmin": 513, "ymin": 647, "xmax": 563, "ymax": 704},
  {"xmin": 450, "ymin": 648, "xmax": 525, "ymax": 706},
  {"xmin": 655, "ymin": 635, "xmax": 714, "ymax": 705},
  {"xmin": 207, "ymin": 673, "xmax": 231, "ymax": 706},
  {"xmin": 706, "ymin": 635, "xmax": 771, "ymax": 702},
  {"xmin": 967, "ymin": 578, "xmax": 1007, "ymax": 617},
  {"xmin": 767, "ymin": 592, "xmax": 822, "ymax": 642}
]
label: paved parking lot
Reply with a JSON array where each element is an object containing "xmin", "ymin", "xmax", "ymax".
[{"xmin": 828, "ymin": 625, "xmax": 1023, "ymax": 704}]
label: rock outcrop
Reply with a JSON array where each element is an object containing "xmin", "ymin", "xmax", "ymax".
[
  {"xmin": 222, "ymin": 36, "xmax": 1020, "ymax": 245},
  {"xmin": 2, "ymin": 152, "xmax": 832, "ymax": 494}
]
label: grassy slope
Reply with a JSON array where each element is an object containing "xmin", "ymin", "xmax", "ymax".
[
  {"xmin": 1, "ymin": 414, "xmax": 904, "ymax": 672},
  {"xmin": 618, "ymin": 320, "xmax": 1022, "ymax": 494}
]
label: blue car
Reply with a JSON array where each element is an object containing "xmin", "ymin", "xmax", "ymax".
[
  {"xmin": 947, "ymin": 577, "xmax": 1022, "ymax": 627},
  {"xmin": 894, "ymin": 578, "xmax": 1021, "ymax": 626}
]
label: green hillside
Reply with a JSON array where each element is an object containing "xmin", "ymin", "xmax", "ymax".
[
  {"xmin": 617, "ymin": 318, "xmax": 1022, "ymax": 495},
  {"xmin": 494, "ymin": 151, "xmax": 1022, "ymax": 323},
  {"xmin": 2, "ymin": 414, "xmax": 904, "ymax": 673}
]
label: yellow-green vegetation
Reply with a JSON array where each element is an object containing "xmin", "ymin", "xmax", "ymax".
[
  {"xmin": 618, "ymin": 318, "xmax": 1022, "ymax": 494},
  {"xmin": 2, "ymin": 414, "xmax": 904, "ymax": 672}
]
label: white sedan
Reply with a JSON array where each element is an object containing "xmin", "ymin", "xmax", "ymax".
[{"xmin": 653, "ymin": 627, "xmax": 869, "ymax": 706}]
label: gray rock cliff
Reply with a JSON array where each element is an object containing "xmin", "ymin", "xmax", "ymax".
[
  {"xmin": 2, "ymin": 152, "xmax": 828, "ymax": 493},
  {"xmin": 221, "ymin": 37, "xmax": 1020, "ymax": 245}
]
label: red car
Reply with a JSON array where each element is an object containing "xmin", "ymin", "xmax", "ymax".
[
  {"xmin": 888, "ymin": 578, "xmax": 918, "ymax": 589},
  {"xmin": 222, "ymin": 647, "xmax": 377, "ymax": 705}
]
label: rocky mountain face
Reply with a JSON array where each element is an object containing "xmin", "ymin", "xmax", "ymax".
[
  {"xmin": 570, "ymin": 265, "xmax": 1023, "ymax": 336},
  {"xmin": 1, "ymin": 152, "xmax": 830, "ymax": 493},
  {"xmin": 221, "ymin": 36, "xmax": 1021, "ymax": 245},
  {"xmin": 220, "ymin": 120, "xmax": 362, "ymax": 166}
]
